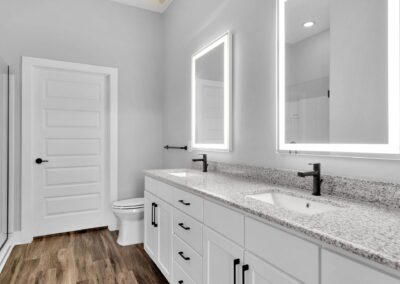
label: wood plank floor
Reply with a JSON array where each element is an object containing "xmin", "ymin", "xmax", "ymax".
[{"xmin": 0, "ymin": 228, "xmax": 168, "ymax": 284}]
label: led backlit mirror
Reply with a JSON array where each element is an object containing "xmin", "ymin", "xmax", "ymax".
[
  {"xmin": 278, "ymin": 0, "xmax": 400, "ymax": 154},
  {"xmin": 191, "ymin": 32, "xmax": 232, "ymax": 151}
]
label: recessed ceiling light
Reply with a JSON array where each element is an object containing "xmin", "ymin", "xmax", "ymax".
[{"xmin": 303, "ymin": 21, "xmax": 315, "ymax": 28}]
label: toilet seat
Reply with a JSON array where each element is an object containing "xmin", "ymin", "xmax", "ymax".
[{"xmin": 112, "ymin": 198, "xmax": 144, "ymax": 210}]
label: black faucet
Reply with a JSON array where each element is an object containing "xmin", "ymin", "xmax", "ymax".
[
  {"xmin": 192, "ymin": 154, "xmax": 208, "ymax": 172},
  {"xmin": 297, "ymin": 163, "xmax": 323, "ymax": 196}
]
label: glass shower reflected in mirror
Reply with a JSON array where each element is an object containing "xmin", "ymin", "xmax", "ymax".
[
  {"xmin": 0, "ymin": 56, "xmax": 9, "ymax": 251},
  {"xmin": 284, "ymin": 0, "xmax": 388, "ymax": 145}
]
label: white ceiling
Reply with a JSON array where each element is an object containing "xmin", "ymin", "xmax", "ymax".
[
  {"xmin": 110, "ymin": 0, "xmax": 174, "ymax": 13},
  {"xmin": 285, "ymin": 0, "xmax": 330, "ymax": 44}
]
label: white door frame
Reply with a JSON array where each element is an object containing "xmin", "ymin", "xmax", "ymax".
[{"xmin": 21, "ymin": 57, "xmax": 118, "ymax": 244}]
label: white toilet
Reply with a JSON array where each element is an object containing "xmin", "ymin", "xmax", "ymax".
[{"xmin": 112, "ymin": 198, "xmax": 145, "ymax": 246}]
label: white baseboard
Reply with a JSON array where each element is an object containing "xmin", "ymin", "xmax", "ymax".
[
  {"xmin": 0, "ymin": 243, "xmax": 12, "ymax": 274},
  {"xmin": 107, "ymin": 213, "xmax": 118, "ymax": 231},
  {"xmin": 0, "ymin": 231, "xmax": 21, "ymax": 274}
]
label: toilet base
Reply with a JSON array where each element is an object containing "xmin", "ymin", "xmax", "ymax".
[{"xmin": 116, "ymin": 218, "xmax": 144, "ymax": 246}]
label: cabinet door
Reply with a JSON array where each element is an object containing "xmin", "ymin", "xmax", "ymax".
[
  {"xmin": 144, "ymin": 192, "xmax": 157, "ymax": 261},
  {"xmin": 155, "ymin": 198, "xmax": 173, "ymax": 281},
  {"xmin": 243, "ymin": 252, "xmax": 300, "ymax": 284},
  {"xmin": 203, "ymin": 226, "xmax": 244, "ymax": 284}
]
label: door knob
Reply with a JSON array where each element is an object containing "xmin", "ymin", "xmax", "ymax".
[{"xmin": 35, "ymin": 158, "xmax": 49, "ymax": 164}]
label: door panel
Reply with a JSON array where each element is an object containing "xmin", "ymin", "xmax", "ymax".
[
  {"xmin": 244, "ymin": 252, "xmax": 300, "ymax": 284},
  {"xmin": 144, "ymin": 192, "xmax": 158, "ymax": 261},
  {"xmin": 203, "ymin": 226, "xmax": 244, "ymax": 284},
  {"xmin": 46, "ymin": 138, "xmax": 100, "ymax": 156},
  {"xmin": 156, "ymin": 198, "xmax": 173, "ymax": 281},
  {"xmin": 32, "ymin": 67, "xmax": 108, "ymax": 236}
]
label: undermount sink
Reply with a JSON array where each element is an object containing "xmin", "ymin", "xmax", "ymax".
[
  {"xmin": 247, "ymin": 192, "xmax": 340, "ymax": 215},
  {"xmin": 169, "ymin": 172, "xmax": 188, "ymax": 178}
]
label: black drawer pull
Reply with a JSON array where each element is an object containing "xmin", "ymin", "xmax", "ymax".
[
  {"xmin": 178, "ymin": 223, "xmax": 190, "ymax": 230},
  {"xmin": 242, "ymin": 264, "xmax": 249, "ymax": 284},
  {"xmin": 178, "ymin": 281, "xmax": 183, "ymax": 284},
  {"xmin": 178, "ymin": 251, "xmax": 190, "ymax": 261},
  {"xmin": 153, "ymin": 203, "xmax": 158, "ymax": 227},
  {"xmin": 178, "ymin": 200, "xmax": 191, "ymax": 206},
  {"xmin": 233, "ymin": 259, "xmax": 240, "ymax": 284}
]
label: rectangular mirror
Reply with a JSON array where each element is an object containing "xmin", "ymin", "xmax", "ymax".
[
  {"xmin": 278, "ymin": 0, "xmax": 400, "ymax": 154},
  {"xmin": 191, "ymin": 32, "xmax": 232, "ymax": 151}
]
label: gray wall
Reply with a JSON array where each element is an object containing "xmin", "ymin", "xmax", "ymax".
[
  {"xmin": 0, "ymin": 0, "xmax": 164, "ymax": 230},
  {"xmin": 162, "ymin": 0, "xmax": 400, "ymax": 183}
]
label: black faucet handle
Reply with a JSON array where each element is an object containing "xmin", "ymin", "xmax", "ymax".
[{"xmin": 308, "ymin": 163, "xmax": 320, "ymax": 166}]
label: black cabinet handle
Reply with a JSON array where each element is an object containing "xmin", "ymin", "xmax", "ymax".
[
  {"xmin": 153, "ymin": 203, "xmax": 158, "ymax": 227},
  {"xmin": 178, "ymin": 200, "xmax": 191, "ymax": 206},
  {"xmin": 178, "ymin": 251, "xmax": 190, "ymax": 261},
  {"xmin": 151, "ymin": 203, "xmax": 155, "ymax": 226},
  {"xmin": 35, "ymin": 158, "xmax": 49, "ymax": 164},
  {"xmin": 233, "ymin": 259, "xmax": 240, "ymax": 284},
  {"xmin": 242, "ymin": 264, "xmax": 249, "ymax": 284},
  {"xmin": 178, "ymin": 223, "xmax": 190, "ymax": 231}
]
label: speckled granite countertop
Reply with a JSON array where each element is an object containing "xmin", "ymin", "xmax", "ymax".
[{"xmin": 144, "ymin": 168, "xmax": 400, "ymax": 272}]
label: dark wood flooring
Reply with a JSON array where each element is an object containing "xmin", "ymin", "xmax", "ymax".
[{"xmin": 0, "ymin": 228, "xmax": 168, "ymax": 284}]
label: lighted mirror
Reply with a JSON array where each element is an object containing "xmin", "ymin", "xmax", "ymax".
[
  {"xmin": 191, "ymin": 32, "xmax": 232, "ymax": 151},
  {"xmin": 278, "ymin": 0, "xmax": 400, "ymax": 154}
]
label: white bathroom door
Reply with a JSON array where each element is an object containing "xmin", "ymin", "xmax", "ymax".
[{"xmin": 26, "ymin": 58, "xmax": 117, "ymax": 237}]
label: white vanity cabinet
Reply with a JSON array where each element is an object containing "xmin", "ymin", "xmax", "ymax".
[
  {"xmin": 144, "ymin": 191, "xmax": 173, "ymax": 281},
  {"xmin": 203, "ymin": 226, "xmax": 244, "ymax": 284},
  {"xmin": 144, "ymin": 177, "xmax": 400, "ymax": 284},
  {"xmin": 243, "ymin": 252, "xmax": 301, "ymax": 284},
  {"xmin": 144, "ymin": 193, "xmax": 157, "ymax": 260},
  {"xmin": 321, "ymin": 250, "xmax": 400, "ymax": 284},
  {"xmin": 245, "ymin": 217, "xmax": 319, "ymax": 284}
]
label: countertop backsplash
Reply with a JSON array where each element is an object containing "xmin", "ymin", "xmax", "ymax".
[{"xmin": 193, "ymin": 161, "xmax": 400, "ymax": 210}]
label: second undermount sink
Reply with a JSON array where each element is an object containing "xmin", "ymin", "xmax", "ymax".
[{"xmin": 247, "ymin": 192, "xmax": 341, "ymax": 215}]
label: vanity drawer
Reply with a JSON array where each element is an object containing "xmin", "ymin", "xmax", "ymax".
[
  {"xmin": 321, "ymin": 250, "xmax": 400, "ymax": 284},
  {"xmin": 145, "ymin": 177, "xmax": 173, "ymax": 204},
  {"xmin": 204, "ymin": 200, "xmax": 244, "ymax": 246},
  {"xmin": 173, "ymin": 235, "xmax": 203, "ymax": 284},
  {"xmin": 173, "ymin": 261, "xmax": 196, "ymax": 284},
  {"xmin": 245, "ymin": 217, "xmax": 319, "ymax": 284},
  {"xmin": 173, "ymin": 188, "xmax": 203, "ymax": 221},
  {"xmin": 173, "ymin": 209, "xmax": 203, "ymax": 254}
]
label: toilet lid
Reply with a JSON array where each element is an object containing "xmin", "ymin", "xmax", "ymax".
[{"xmin": 113, "ymin": 198, "xmax": 144, "ymax": 209}]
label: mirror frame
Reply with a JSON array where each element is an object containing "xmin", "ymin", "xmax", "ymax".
[
  {"xmin": 191, "ymin": 32, "xmax": 232, "ymax": 151},
  {"xmin": 277, "ymin": 0, "xmax": 400, "ymax": 155}
]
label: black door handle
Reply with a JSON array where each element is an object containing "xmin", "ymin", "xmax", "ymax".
[
  {"xmin": 178, "ymin": 200, "xmax": 191, "ymax": 206},
  {"xmin": 35, "ymin": 158, "xmax": 49, "ymax": 164},
  {"xmin": 153, "ymin": 203, "xmax": 158, "ymax": 227},
  {"xmin": 178, "ymin": 251, "xmax": 190, "ymax": 261},
  {"xmin": 151, "ymin": 203, "xmax": 155, "ymax": 226},
  {"xmin": 242, "ymin": 264, "xmax": 249, "ymax": 284},
  {"xmin": 233, "ymin": 259, "xmax": 240, "ymax": 284},
  {"xmin": 178, "ymin": 223, "xmax": 190, "ymax": 231}
]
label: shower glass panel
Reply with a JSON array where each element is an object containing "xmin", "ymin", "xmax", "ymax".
[{"xmin": 0, "ymin": 56, "xmax": 9, "ymax": 251}]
